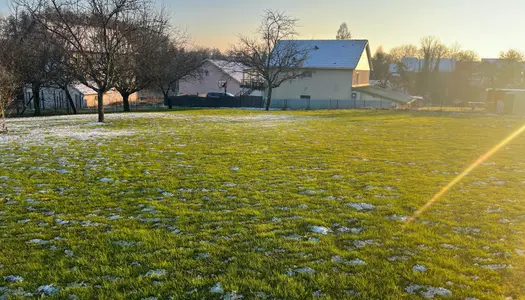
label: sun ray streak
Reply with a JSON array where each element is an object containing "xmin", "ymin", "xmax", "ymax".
[{"xmin": 407, "ymin": 122, "xmax": 525, "ymax": 224}]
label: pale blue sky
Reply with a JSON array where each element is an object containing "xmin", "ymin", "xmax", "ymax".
[{"xmin": 2, "ymin": 0, "xmax": 524, "ymax": 57}]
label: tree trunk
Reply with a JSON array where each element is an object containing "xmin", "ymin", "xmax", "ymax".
[
  {"xmin": 265, "ymin": 87, "xmax": 273, "ymax": 111},
  {"xmin": 164, "ymin": 92, "xmax": 172, "ymax": 109},
  {"xmin": 32, "ymin": 85, "xmax": 41, "ymax": 116},
  {"xmin": 0, "ymin": 99, "xmax": 7, "ymax": 133},
  {"xmin": 64, "ymin": 87, "xmax": 77, "ymax": 114},
  {"xmin": 97, "ymin": 90, "xmax": 104, "ymax": 123},
  {"xmin": 122, "ymin": 93, "xmax": 130, "ymax": 112}
]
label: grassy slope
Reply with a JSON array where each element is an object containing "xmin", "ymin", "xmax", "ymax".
[{"xmin": 1, "ymin": 110, "xmax": 525, "ymax": 299}]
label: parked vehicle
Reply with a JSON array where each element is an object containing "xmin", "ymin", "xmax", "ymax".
[{"xmin": 207, "ymin": 92, "xmax": 235, "ymax": 99}]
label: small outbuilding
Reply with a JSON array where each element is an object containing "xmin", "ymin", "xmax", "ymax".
[{"xmin": 487, "ymin": 89, "xmax": 525, "ymax": 115}]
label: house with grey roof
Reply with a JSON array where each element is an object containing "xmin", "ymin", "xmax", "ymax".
[
  {"xmin": 178, "ymin": 60, "xmax": 247, "ymax": 96},
  {"xmin": 268, "ymin": 40, "xmax": 415, "ymax": 109}
]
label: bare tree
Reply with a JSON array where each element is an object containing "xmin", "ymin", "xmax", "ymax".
[
  {"xmin": 417, "ymin": 36, "xmax": 449, "ymax": 95},
  {"xmin": 2, "ymin": 9, "xmax": 59, "ymax": 116},
  {"xmin": 371, "ymin": 46, "xmax": 392, "ymax": 88},
  {"xmin": 336, "ymin": 22, "xmax": 352, "ymax": 40},
  {"xmin": 0, "ymin": 68, "xmax": 21, "ymax": 133},
  {"xmin": 16, "ymin": 0, "xmax": 148, "ymax": 122},
  {"xmin": 454, "ymin": 50, "xmax": 480, "ymax": 62},
  {"xmin": 499, "ymin": 49, "xmax": 525, "ymax": 86},
  {"xmin": 231, "ymin": 10, "xmax": 310, "ymax": 111},
  {"xmin": 499, "ymin": 49, "xmax": 525, "ymax": 62},
  {"xmin": 113, "ymin": 4, "xmax": 170, "ymax": 112},
  {"xmin": 389, "ymin": 44, "xmax": 419, "ymax": 93},
  {"xmin": 0, "ymin": 17, "xmax": 22, "ymax": 132},
  {"xmin": 152, "ymin": 42, "xmax": 208, "ymax": 109}
]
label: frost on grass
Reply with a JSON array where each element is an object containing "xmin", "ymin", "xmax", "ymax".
[
  {"xmin": 386, "ymin": 215, "xmax": 409, "ymax": 222},
  {"xmin": 413, "ymin": 265, "xmax": 428, "ymax": 272},
  {"xmin": 3, "ymin": 114, "xmax": 140, "ymax": 146},
  {"xmin": 3, "ymin": 275, "xmax": 24, "ymax": 282},
  {"xmin": 332, "ymin": 256, "xmax": 366, "ymax": 266},
  {"xmin": 223, "ymin": 291, "xmax": 244, "ymax": 300},
  {"xmin": 405, "ymin": 284, "xmax": 452, "ymax": 299},
  {"xmin": 36, "ymin": 285, "xmax": 60, "ymax": 296},
  {"xmin": 311, "ymin": 226, "xmax": 331, "ymax": 235},
  {"xmin": 346, "ymin": 202, "xmax": 375, "ymax": 211},
  {"xmin": 27, "ymin": 239, "xmax": 49, "ymax": 245},
  {"xmin": 481, "ymin": 264, "xmax": 509, "ymax": 270},
  {"xmin": 210, "ymin": 283, "xmax": 224, "ymax": 294},
  {"xmin": 288, "ymin": 267, "xmax": 316, "ymax": 276}
]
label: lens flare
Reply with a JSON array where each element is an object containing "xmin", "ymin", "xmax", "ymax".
[{"xmin": 407, "ymin": 122, "xmax": 525, "ymax": 224}]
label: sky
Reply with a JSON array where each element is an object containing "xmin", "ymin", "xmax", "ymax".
[{"xmin": 2, "ymin": 0, "xmax": 525, "ymax": 58}]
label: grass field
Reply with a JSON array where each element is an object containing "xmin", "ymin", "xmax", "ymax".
[{"xmin": 1, "ymin": 110, "xmax": 525, "ymax": 299}]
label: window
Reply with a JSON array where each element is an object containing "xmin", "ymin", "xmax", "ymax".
[
  {"xmin": 300, "ymin": 95, "xmax": 311, "ymax": 100},
  {"xmin": 355, "ymin": 73, "xmax": 360, "ymax": 86},
  {"xmin": 302, "ymin": 71, "xmax": 313, "ymax": 78},
  {"xmin": 205, "ymin": 70, "xmax": 209, "ymax": 76}
]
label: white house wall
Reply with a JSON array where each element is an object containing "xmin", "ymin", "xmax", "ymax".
[
  {"xmin": 24, "ymin": 86, "xmax": 85, "ymax": 110},
  {"xmin": 272, "ymin": 69, "xmax": 354, "ymax": 100},
  {"xmin": 178, "ymin": 62, "xmax": 242, "ymax": 96},
  {"xmin": 355, "ymin": 50, "xmax": 371, "ymax": 71},
  {"xmin": 359, "ymin": 92, "xmax": 396, "ymax": 108}
]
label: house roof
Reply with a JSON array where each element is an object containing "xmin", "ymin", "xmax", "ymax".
[
  {"xmin": 273, "ymin": 40, "xmax": 372, "ymax": 70},
  {"xmin": 354, "ymin": 85, "xmax": 415, "ymax": 104},
  {"xmin": 208, "ymin": 60, "xmax": 246, "ymax": 83},
  {"xmin": 389, "ymin": 57, "xmax": 456, "ymax": 73},
  {"xmin": 71, "ymin": 83, "xmax": 97, "ymax": 95}
]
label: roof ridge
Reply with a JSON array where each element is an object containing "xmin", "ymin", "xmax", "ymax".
[{"xmin": 281, "ymin": 39, "xmax": 369, "ymax": 42}]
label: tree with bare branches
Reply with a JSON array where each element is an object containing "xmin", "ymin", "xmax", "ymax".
[
  {"xmin": 336, "ymin": 22, "xmax": 352, "ymax": 40},
  {"xmin": 1, "ymin": 9, "xmax": 60, "ymax": 116},
  {"xmin": 231, "ymin": 10, "xmax": 310, "ymax": 111},
  {"xmin": 388, "ymin": 44, "xmax": 419, "ymax": 93},
  {"xmin": 371, "ymin": 46, "xmax": 392, "ymax": 88},
  {"xmin": 0, "ymin": 17, "xmax": 22, "ymax": 132},
  {"xmin": 417, "ymin": 36, "xmax": 449, "ymax": 95},
  {"xmin": 151, "ymin": 42, "xmax": 208, "ymax": 109},
  {"xmin": 16, "ymin": 0, "xmax": 149, "ymax": 122},
  {"xmin": 112, "ymin": 3, "xmax": 170, "ymax": 112}
]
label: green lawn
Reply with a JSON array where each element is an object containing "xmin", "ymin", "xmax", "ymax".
[{"xmin": 1, "ymin": 110, "xmax": 525, "ymax": 299}]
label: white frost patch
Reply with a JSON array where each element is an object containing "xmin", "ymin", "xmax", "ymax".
[
  {"xmin": 99, "ymin": 178, "xmax": 114, "ymax": 183},
  {"xmin": 311, "ymin": 226, "xmax": 331, "ymax": 235},
  {"xmin": 387, "ymin": 215, "xmax": 409, "ymax": 222},
  {"xmin": 346, "ymin": 203, "xmax": 375, "ymax": 211},
  {"xmin": 517, "ymin": 249, "xmax": 524, "ymax": 255},
  {"xmin": 388, "ymin": 255, "xmax": 410, "ymax": 262},
  {"xmin": 4, "ymin": 275, "xmax": 24, "ymax": 282},
  {"xmin": 413, "ymin": 265, "xmax": 427, "ymax": 272},
  {"xmin": 308, "ymin": 237, "xmax": 320, "ymax": 243},
  {"xmin": 294, "ymin": 267, "xmax": 316, "ymax": 275},
  {"xmin": 3, "ymin": 114, "xmax": 139, "ymax": 146},
  {"xmin": 223, "ymin": 291, "xmax": 244, "ymax": 300},
  {"xmin": 299, "ymin": 190, "xmax": 316, "ymax": 195},
  {"xmin": 405, "ymin": 284, "xmax": 452, "ymax": 299},
  {"xmin": 481, "ymin": 264, "xmax": 509, "ymax": 270},
  {"xmin": 36, "ymin": 285, "xmax": 60, "ymax": 295},
  {"xmin": 332, "ymin": 256, "xmax": 366, "ymax": 266},
  {"xmin": 210, "ymin": 283, "xmax": 224, "ymax": 294},
  {"xmin": 27, "ymin": 239, "xmax": 49, "ymax": 245}
]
